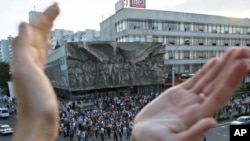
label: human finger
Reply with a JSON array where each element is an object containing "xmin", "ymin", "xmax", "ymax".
[
  {"xmin": 181, "ymin": 57, "xmax": 220, "ymax": 90},
  {"xmin": 12, "ymin": 23, "xmax": 35, "ymax": 69},
  {"xmin": 176, "ymin": 118, "xmax": 216, "ymax": 141},
  {"xmin": 30, "ymin": 3, "xmax": 59, "ymax": 35},
  {"xmin": 189, "ymin": 47, "xmax": 250, "ymax": 95},
  {"xmin": 201, "ymin": 59, "xmax": 248, "ymax": 117},
  {"xmin": 43, "ymin": 3, "xmax": 60, "ymax": 22}
]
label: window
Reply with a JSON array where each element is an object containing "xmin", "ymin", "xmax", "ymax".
[
  {"xmin": 184, "ymin": 65, "xmax": 190, "ymax": 72},
  {"xmin": 169, "ymin": 51, "xmax": 173, "ymax": 59},
  {"xmin": 152, "ymin": 35, "xmax": 158, "ymax": 42},
  {"xmin": 209, "ymin": 51, "xmax": 216, "ymax": 58},
  {"xmin": 211, "ymin": 38, "xmax": 217, "ymax": 46},
  {"xmin": 152, "ymin": 21, "xmax": 159, "ymax": 30},
  {"xmin": 128, "ymin": 19, "xmax": 142, "ymax": 30},
  {"xmin": 184, "ymin": 23, "xmax": 191, "ymax": 32},
  {"xmin": 184, "ymin": 38, "xmax": 190, "ymax": 45},
  {"xmin": 198, "ymin": 24, "xmax": 204, "ymax": 32},
  {"xmin": 146, "ymin": 35, "xmax": 152, "ymax": 42},
  {"xmin": 211, "ymin": 24, "xmax": 219, "ymax": 33},
  {"xmin": 194, "ymin": 23, "xmax": 204, "ymax": 32},
  {"xmin": 246, "ymin": 40, "xmax": 250, "ymax": 46},
  {"xmin": 162, "ymin": 21, "xmax": 168, "ymax": 30},
  {"xmin": 168, "ymin": 37, "xmax": 175, "ymax": 45},
  {"xmin": 147, "ymin": 20, "xmax": 153, "ymax": 30},
  {"xmin": 232, "ymin": 39, "xmax": 240, "ymax": 46},
  {"xmin": 197, "ymin": 38, "xmax": 205, "ymax": 46},
  {"xmin": 247, "ymin": 27, "xmax": 250, "ymax": 34},
  {"xmin": 168, "ymin": 22, "xmax": 174, "ymax": 31},
  {"xmin": 184, "ymin": 51, "xmax": 190, "ymax": 58},
  {"xmin": 222, "ymin": 38, "xmax": 229, "ymax": 46},
  {"xmin": 197, "ymin": 51, "xmax": 203, "ymax": 58},
  {"xmin": 209, "ymin": 38, "xmax": 217, "ymax": 46}
]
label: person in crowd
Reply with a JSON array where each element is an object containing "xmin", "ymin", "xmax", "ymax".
[{"xmin": 11, "ymin": 3, "xmax": 250, "ymax": 141}]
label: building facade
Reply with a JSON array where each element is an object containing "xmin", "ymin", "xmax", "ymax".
[
  {"xmin": 50, "ymin": 29, "xmax": 100, "ymax": 49},
  {"xmin": 29, "ymin": 11, "xmax": 42, "ymax": 23},
  {"xmin": 100, "ymin": 8, "xmax": 250, "ymax": 80},
  {"xmin": 0, "ymin": 36, "xmax": 13, "ymax": 63},
  {"xmin": 46, "ymin": 41, "xmax": 165, "ymax": 99}
]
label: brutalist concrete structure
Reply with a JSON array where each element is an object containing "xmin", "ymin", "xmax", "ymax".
[{"xmin": 46, "ymin": 41, "xmax": 165, "ymax": 99}]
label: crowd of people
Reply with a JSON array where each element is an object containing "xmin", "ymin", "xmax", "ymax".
[
  {"xmin": 1, "ymin": 90, "xmax": 250, "ymax": 141},
  {"xmin": 215, "ymin": 94, "xmax": 250, "ymax": 118},
  {"xmin": 58, "ymin": 93, "xmax": 160, "ymax": 141},
  {"xmin": 56, "ymin": 92, "xmax": 250, "ymax": 141}
]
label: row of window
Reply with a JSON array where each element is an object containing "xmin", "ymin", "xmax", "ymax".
[
  {"xmin": 165, "ymin": 64, "xmax": 204, "ymax": 74},
  {"xmin": 116, "ymin": 35, "xmax": 250, "ymax": 46},
  {"xmin": 167, "ymin": 50, "xmax": 225, "ymax": 59},
  {"xmin": 116, "ymin": 19, "xmax": 250, "ymax": 35}
]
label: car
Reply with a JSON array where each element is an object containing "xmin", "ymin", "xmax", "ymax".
[
  {"xmin": 0, "ymin": 108, "xmax": 10, "ymax": 118},
  {"xmin": 0, "ymin": 124, "xmax": 13, "ymax": 134},
  {"xmin": 230, "ymin": 116, "xmax": 250, "ymax": 125}
]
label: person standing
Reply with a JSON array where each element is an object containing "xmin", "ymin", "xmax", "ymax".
[
  {"xmin": 81, "ymin": 130, "xmax": 88, "ymax": 141},
  {"xmin": 77, "ymin": 129, "xmax": 81, "ymax": 141}
]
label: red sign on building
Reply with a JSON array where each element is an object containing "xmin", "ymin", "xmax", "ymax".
[{"xmin": 130, "ymin": 0, "xmax": 146, "ymax": 8}]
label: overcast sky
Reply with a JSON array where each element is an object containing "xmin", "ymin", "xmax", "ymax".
[{"xmin": 1, "ymin": 0, "xmax": 250, "ymax": 39}]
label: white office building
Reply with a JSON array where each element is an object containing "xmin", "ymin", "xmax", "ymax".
[
  {"xmin": 0, "ymin": 36, "xmax": 13, "ymax": 63},
  {"xmin": 100, "ymin": 8, "xmax": 250, "ymax": 81},
  {"xmin": 29, "ymin": 11, "xmax": 42, "ymax": 23},
  {"xmin": 50, "ymin": 29, "xmax": 100, "ymax": 49}
]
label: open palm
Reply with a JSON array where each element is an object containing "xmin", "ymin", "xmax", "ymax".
[{"xmin": 133, "ymin": 47, "xmax": 250, "ymax": 141}]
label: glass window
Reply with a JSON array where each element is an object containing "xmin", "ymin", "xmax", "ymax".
[
  {"xmin": 146, "ymin": 35, "xmax": 152, "ymax": 42},
  {"xmin": 209, "ymin": 51, "xmax": 216, "ymax": 57},
  {"xmin": 195, "ymin": 37, "xmax": 205, "ymax": 46},
  {"xmin": 222, "ymin": 38, "xmax": 229, "ymax": 46},
  {"xmin": 128, "ymin": 19, "xmax": 142, "ymax": 30},
  {"xmin": 224, "ymin": 25, "xmax": 229, "ymax": 34},
  {"xmin": 247, "ymin": 27, "xmax": 250, "ymax": 34},
  {"xmin": 184, "ymin": 51, "xmax": 190, "ymax": 58},
  {"xmin": 135, "ymin": 35, "xmax": 140, "ymax": 42},
  {"xmin": 198, "ymin": 24, "xmax": 204, "ymax": 32},
  {"xmin": 146, "ymin": 20, "xmax": 153, "ymax": 30},
  {"xmin": 197, "ymin": 51, "xmax": 203, "ymax": 58},
  {"xmin": 212, "ymin": 25, "xmax": 217, "ymax": 33},
  {"xmin": 168, "ymin": 51, "xmax": 173, "ymax": 59},
  {"xmin": 246, "ymin": 40, "xmax": 250, "ymax": 46},
  {"xmin": 232, "ymin": 39, "xmax": 240, "ymax": 46},
  {"xmin": 184, "ymin": 23, "xmax": 191, "ymax": 32},
  {"xmin": 162, "ymin": 21, "xmax": 168, "ymax": 30},
  {"xmin": 168, "ymin": 37, "xmax": 176, "ymax": 45},
  {"xmin": 184, "ymin": 37, "xmax": 190, "ymax": 45}
]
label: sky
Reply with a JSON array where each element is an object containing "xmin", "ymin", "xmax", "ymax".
[{"xmin": 1, "ymin": 0, "xmax": 250, "ymax": 39}]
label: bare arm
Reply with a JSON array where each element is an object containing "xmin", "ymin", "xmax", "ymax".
[{"xmin": 11, "ymin": 3, "xmax": 60, "ymax": 141}]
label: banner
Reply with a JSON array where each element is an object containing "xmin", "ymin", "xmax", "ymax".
[{"xmin": 130, "ymin": 0, "xmax": 146, "ymax": 8}]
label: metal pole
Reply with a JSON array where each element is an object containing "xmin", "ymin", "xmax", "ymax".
[
  {"xmin": 171, "ymin": 48, "xmax": 175, "ymax": 87},
  {"xmin": 172, "ymin": 66, "xmax": 175, "ymax": 86}
]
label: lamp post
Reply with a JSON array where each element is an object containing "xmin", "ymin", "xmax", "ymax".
[
  {"xmin": 169, "ymin": 46, "xmax": 180, "ymax": 87},
  {"xmin": 172, "ymin": 65, "xmax": 175, "ymax": 86}
]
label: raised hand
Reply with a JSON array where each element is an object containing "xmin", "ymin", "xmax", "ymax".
[
  {"xmin": 12, "ymin": 3, "xmax": 60, "ymax": 141},
  {"xmin": 132, "ymin": 47, "xmax": 250, "ymax": 141}
]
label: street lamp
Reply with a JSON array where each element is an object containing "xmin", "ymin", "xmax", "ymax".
[{"xmin": 164, "ymin": 43, "xmax": 180, "ymax": 87}]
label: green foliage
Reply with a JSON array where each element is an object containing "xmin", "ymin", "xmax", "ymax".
[{"xmin": 0, "ymin": 62, "xmax": 10, "ymax": 94}]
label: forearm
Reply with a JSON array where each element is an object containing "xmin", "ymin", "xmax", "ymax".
[{"xmin": 12, "ymin": 109, "xmax": 59, "ymax": 141}]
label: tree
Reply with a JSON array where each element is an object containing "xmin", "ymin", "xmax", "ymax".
[{"xmin": 0, "ymin": 62, "xmax": 10, "ymax": 94}]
